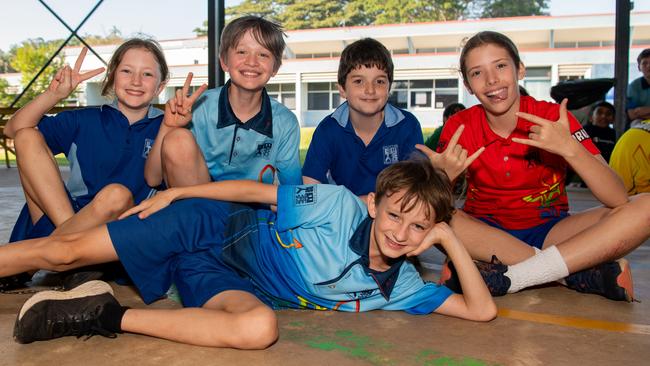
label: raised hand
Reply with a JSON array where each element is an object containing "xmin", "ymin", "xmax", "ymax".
[
  {"xmin": 407, "ymin": 221, "xmax": 456, "ymax": 257},
  {"xmin": 163, "ymin": 72, "xmax": 208, "ymax": 128},
  {"xmin": 415, "ymin": 124, "xmax": 484, "ymax": 181},
  {"xmin": 48, "ymin": 47, "xmax": 105, "ymax": 100},
  {"xmin": 512, "ymin": 99, "xmax": 579, "ymax": 157}
]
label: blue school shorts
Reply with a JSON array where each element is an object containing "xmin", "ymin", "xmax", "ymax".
[
  {"xmin": 9, "ymin": 193, "xmax": 81, "ymax": 242},
  {"xmin": 479, "ymin": 213, "xmax": 569, "ymax": 249},
  {"xmin": 106, "ymin": 198, "xmax": 256, "ymax": 307}
]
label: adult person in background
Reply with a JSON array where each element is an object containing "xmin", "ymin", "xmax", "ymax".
[{"xmin": 627, "ymin": 49, "xmax": 650, "ymax": 122}]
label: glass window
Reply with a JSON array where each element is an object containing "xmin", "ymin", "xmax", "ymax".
[
  {"xmin": 388, "ymin": 90, "xmax": 408, "ymax": 109},
  {"xmin": 308, "ymin": 93, "xmax": 330, "ymax": 110},
  {"xmin": 435, "ymin": 79, "xmax": 458, "ymax": 88},
  {"xmin": 283, "ymin": 93, "xmax": 296, "ymax": 110},
  {"xmin": 308, "ymin": 82, "xmax": 329, "ymax": 91},
  {"xmin": 410, "ymin": 91, "xmax": 432, "ymax": 108},
  {"xmin": 410, "ymin": 80, "xmax": 433, "ymax": 89}
]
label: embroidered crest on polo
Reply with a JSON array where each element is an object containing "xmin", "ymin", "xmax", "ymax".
[
  {"xmin": 255, "ymin": 141, "xmax": 273, "ymax": 159},
  {"xmin": 383, "ymin": 144, "xmax": 399, "ymax": 165},
  {"xmin": 142, "ymin": 138, "xmax": 154, "ymax": 159},
  {"xmin": 294, "ymin": 186, "xmax": 316, "ymax": 206}
]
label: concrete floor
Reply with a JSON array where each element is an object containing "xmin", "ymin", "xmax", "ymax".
[{"xmin": 0, "ymin": 166, "xmax": 649, "ymax": 366}]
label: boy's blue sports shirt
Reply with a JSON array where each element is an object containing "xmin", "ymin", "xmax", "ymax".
[
  {"xmin": 189, "ymin": 81, "xmax": 302, "ymax": 185},
  {"xmin": 302, "ymin": 102, "xmax": 424, "ymax": 196},
  {"xmin": 222, "ymin": 184, "xmax": 453, "ymax": 314}
]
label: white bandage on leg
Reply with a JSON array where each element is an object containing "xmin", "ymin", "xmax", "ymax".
[{"xmin": 505, "ymin": 245, "xmax": 569, "ymax": 293}]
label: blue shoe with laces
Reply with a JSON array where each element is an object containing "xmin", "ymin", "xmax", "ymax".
[
  {"xmin": 438, "ymin": 255, "xmax": 511, "ymax": 296},
  {"xmin": 565, "ymin": 259, "xmax": 634, "ymax": 302}
]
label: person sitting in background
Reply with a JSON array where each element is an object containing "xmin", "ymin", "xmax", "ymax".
[
  {"xmin": 424, "ymin": 103, "xmax": 466, "ymax": 151},
  {"xmin": 584, "ymin": 101, "xmax": 616, "ymax": 162},
  {"xmin": 627, "ymin": 48, "xmax": 650, "ymax": 122}
]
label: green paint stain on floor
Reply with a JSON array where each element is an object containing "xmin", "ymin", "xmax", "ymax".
[
  {"xmin": 415, "ymin": 350, "xmax": 500, "ymax": 366},
  {"xmin": 305, "ymin": 330, "xmax": 394, "ymax": 365},
  {"xmin": 282, "ymin": 323, "xmax": 497, "ymax": 366}
]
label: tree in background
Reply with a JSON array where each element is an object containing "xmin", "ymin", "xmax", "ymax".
[
  {"xmin": 474, "ymin": 0, "xmax": 549, "ymax": 18},
  {"xmin": 0, "ymin": 39, "xmax": 64, "ymax": 108},
  {"xmin": 192, "ymin": 0, "xmax": 549, "ymax": 34}
]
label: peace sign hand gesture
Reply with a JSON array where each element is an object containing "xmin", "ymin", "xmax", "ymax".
[
  {"xmin": 163, "ymin": 72, "xmax": 208, "ymax": 128},
  {"xmin": 48, "ymin": 47, "xmax": 105, "ymax": 100},
  {"xmin": 415, "ymin": 124, "xmax": 484, "ymax": 181},
  {"xmin": 511, "ymin": 99, "xmax": 579, "ymax": 158}
]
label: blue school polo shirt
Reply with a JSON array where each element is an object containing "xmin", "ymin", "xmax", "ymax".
[
  {"xmin": 189, "ymin": 81, "xmax": 301, "ymax": 185},
  {"xmin": 302, "ymin": 102, "xmax": 424, "ymax": 196},
  {"xmin": 37, "ymin": 102, "xmax": 163, "ymax": 207},
  {"xmin": 221, "ymin": 184, "xmax": 453, "ymax": 314}
]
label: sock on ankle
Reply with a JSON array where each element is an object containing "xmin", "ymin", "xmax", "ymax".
[
  {"xmin": 505, "ymin": 245, "xmax": 569, "ymax": 293},
  {"xmin": 100, "ymin": 302, "xmax": 129, "ymax": 333}
]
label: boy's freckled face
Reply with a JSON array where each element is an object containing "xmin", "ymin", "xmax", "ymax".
[
  {"xmin": 338, "ymin": 66, "xmax": 390, "ymax": 119},
  {"xmin": 221, "ymin": 30, "xmax": 277, "ymax": 93},
  {"xmin": 114, "ymin": 48, "xmax": 164, "ymax": 112},
  {"xmin": 367, "ymin": 190, "xmax": 434, "ymax": 263}
]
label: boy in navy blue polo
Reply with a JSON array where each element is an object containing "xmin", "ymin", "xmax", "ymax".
[
  {"xmin": 2, "ymin": 40, "xmax": 170, "ymax": 291},
  {"xmin": 143, "ymin": 16, "xmax": 301, "ymax": 190},
  {"xmin": 303, "ymin": 38, "xmax": 424, "ymax": 198},
  {"xmin": 5, "ymin": 159, "xmax": 495, "ymax": 348}
]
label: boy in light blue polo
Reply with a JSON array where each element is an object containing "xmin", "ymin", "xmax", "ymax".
[
  {"xmin": 8, "ymin": 159, "xmax": 495, "ymax": 347},
  {"xmin": 303, "ymin": 38, "xmax": 423, "ymax": 197},
  {"xmin": 144, "ymin": 16, "xmax": 301, "ymax": 189}
]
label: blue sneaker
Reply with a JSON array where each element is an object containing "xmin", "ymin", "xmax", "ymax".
[
  {"xmin": 565, "ymin": 259, "xmax": 634, "ymax": 302},
  {"xmin": 438, "ymin": 256, "xmax": 511, "ymax": 296}
]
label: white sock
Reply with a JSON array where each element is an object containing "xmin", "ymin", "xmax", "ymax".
[{"xmin": 505, "ymin": 246, "xmax": 569, "ymax": 293}]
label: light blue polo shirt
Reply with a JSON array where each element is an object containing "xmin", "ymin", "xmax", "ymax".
[
  {"xmin": 627, "ymin": 76, "xmax": 650, "ymax": 110},
  {"xmin": 302, "ymin": 102, "xmax": 424, "ymax": 196},
  {"xmin": 189, "ymin": 81, "xmax": 301, "ymax": 185},
  {"xmin": 221, "ymin": 184, "xmax": 453, "ymax": 314}
]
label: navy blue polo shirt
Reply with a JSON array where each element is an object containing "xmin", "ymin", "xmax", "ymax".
[
  {"xmin": 37, "ymin": 102, "xmax": 163, "ymax": 207},
  {"xmin": 302, "ymin": 102, "xmax": 424, "ymax": 196},
  {"xmin": 189, "ymin": 81, "xmax": 301, "ymax": 185}
]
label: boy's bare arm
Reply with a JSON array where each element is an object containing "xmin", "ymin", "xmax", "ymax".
[
  {"xmin": 119, "ymin": 180, "xmax": 278, "ymax": 219},
  {"xmin": 429, "ymin": 223, "xmax": 496, "ymax": 322}
]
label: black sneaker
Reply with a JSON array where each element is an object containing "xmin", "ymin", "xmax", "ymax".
[
  {"xmin": 0, "ymin": 272, "xmax": 32, "ymax": 292},
  {"xmin": 565, "ymin": 259, "xmax": 634, "ymax": 302},
  {"xmin": 438, "ymin": 256, "xmax": 511, "ymax": 296},
  {"xmin": 13, "ymin": 280, "xmax": 119, "ymax": 343}
]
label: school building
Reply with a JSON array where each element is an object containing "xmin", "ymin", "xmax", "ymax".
[{"xmin": 3, "ymin": 11, "xmax": 650, "ymax": 128}]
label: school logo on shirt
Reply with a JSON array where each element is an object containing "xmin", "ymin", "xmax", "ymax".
[
  {"xmin": 383, "ymin": 144, "xmax": 399, "ymax": 165},
  {"xmin": 255, "ymin": 142, "xmax": 273, "ymax": 159},
  {"xmin": 294, "ymin": 186, "xmax": 316, "ymax": 206},
  {"xmin": 142, "ymin": 138, "xmax": 154, "ymax": 159}
]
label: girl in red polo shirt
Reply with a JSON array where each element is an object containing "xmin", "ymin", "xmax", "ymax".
[{"xmin": 416, "ymin": 31, "xmax": 650, "ymax": 301}]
